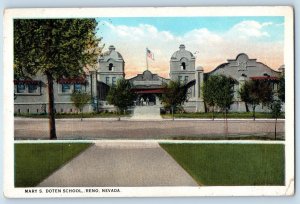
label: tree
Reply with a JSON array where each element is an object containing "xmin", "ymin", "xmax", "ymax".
[
  {"xmin": 269, "ymin": 100, "xmax": 282, "ymax": 140},
  {"xmin": 214, "ymin": 75, "xmax": 235, "ymax": 118},
  {"xmin": 278, "ymin": 75, "xmax": 285, "ymax": 103},
  {"xmin": 14, "ymin": 19, "xmax": 100, "ymax": 139},
  {"xmin": 70, "ymin": 91, "xmax": 91, "ymax": 121},
  {"xmin": 203, "ymin": 75, "xmax": 235, "ymax": 120},
  {"xmin": 239, "ymin": 80, "xmax": 273, "ymax": 120},
  {"xmin": 202, "ymin": 75, "xmax": 218, "ymax": 120},
  {"xmin": 106, "ymin": 78, "xmax": 136, "ymax": 117},
  {"xmin": 239, "ymin": 83, "xmax": 250, "ymax": 112},
  {"xmin": 269, "ymin": 75, "xmax": 285, "ymax": 140},
  {"xmin": 160, "ymin": 80, "xmax": 189, "ymax": 120}
]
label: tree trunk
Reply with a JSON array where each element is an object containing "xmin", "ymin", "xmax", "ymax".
[
  {"xmin": 245, "ymin": 102, "xmax": 249, "ymax": 112},
  {"xmin": 212, "ymin": 106, "xmax": 215, "ymax": 121},
  {"xmin": 225, "ymin": 109, "xmax": 228, "ymax": 139},
  {"xmin": 252, "ymin": 106, "xmax": 256, "ymax": 121},
  {"xmin": 275, "ymin": 117, "xmax": 277, "ymax": 140},
  {"xmin": 46, "ymin": 72, "xmax": 57, "ymax": 140},
  {"xmin": 172, "ymin": 106, "xmax": 174, "ymax": 121}
]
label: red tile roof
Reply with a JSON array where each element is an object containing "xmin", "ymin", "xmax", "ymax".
[
  {"xmin": 250, "ymin": 76, "xmax": 279, "ymax": 81},
  {"xmin": 13, "ymin": 80, "xmax": 41, "ymax": 85},
  {"xmin": 58, "ymin": 77, "xmax": 86, "ymax": 84}
]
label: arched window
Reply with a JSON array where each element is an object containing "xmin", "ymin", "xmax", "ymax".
[
  {"xmin": 109, "ymin": 63, "xmax": 113, "ymax": 71},
  {"xmin": 181, "ymin": 62, "xmax": 186, "ymax": 70}
]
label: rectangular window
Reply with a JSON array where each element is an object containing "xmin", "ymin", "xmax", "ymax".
[
  {"xmin": 62, "ymin": 84, "xmax": 71, "ymax": 93},
  {"xmin": 106, "ymin": 77, "xmax": 110, "ymax": 85},
  {"xmin": 112, "ymin": 77, "xmax": 116, "ymax": 86},
  {"xmin": 28, "ymin": 84, "xmax": 37, "ymax": 93},
  {"xmin": 178, "ymin": 76, "xmax": 182, "ymax": 83},
  {"xmin": 17, "ymin": 84, "xmax": 26, "ymax": 93},
  {"xmin": 74, "ymin": 84, "xmax": 82, "ymax": 92},
  {"xmin": 184, "ymin": 76, "xmax": 189, "ymax": 84}
]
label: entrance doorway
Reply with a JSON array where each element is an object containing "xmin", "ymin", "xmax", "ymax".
[{"xmin": 137, "ymin": 94, "xmax": 157, "ymax": 106}]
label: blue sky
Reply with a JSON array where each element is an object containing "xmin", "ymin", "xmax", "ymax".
[
  {"xmin": 96, "ymin": 16, "xmax": 284, "ymax": 40},
  {"xmin": 95, "ymin": 16, "xmax": 284, "ymax": 78}
]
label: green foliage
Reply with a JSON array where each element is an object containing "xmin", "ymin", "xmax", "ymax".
[
  {"xmin": 269, "ymin": 100, "xmax": 282, "ymax": 140},
  {"xmin": 160, "ymin": 143, "xmax": 285, "ymax": 186},
  {"xmin": 14, "ymin": 19, "xmax": 101, "ymax": 78},
  {"xmin": 70, "ymin": 91, "xmax": 91, "ymax": 112},
  {"xmin": 106, "ymin": 78, "xmax": 136, "ymax": 113},
  {"xmin": 278, "ymin": 76, "xmax": 285, "ymax": 103},
  {"xmin": 202, "ymin": 75, "xmax": 218, "ymax": 108},
  {"xmin": 270, "ymin": 100, "xmax": 282, "ymax": 119},
  {"xmin": 160, "ymin": 80, "xmax": 188, "ymax": 112},
  {"xmin": 203, "ymin": 75, "xmax": 235, "ymax": 113},
  {"xmin": 239, "ymin": 80, "xmax": 273, "ymax": 119},
  {"xmin": 14, "ymin": 19, "xmax": 101, "ymax": 138},
  {"xmin": 15, "ymin": 143, "xmax": 91, "ymax": 187}
]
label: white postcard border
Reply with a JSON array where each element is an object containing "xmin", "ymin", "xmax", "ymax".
[{"xmin": 3, "ymin": 6, "xmax": 294, "ymax": 197}]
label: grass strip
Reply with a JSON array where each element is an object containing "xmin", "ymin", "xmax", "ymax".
[
  {"xmin": 160, "ymin": 143, "xmax": 285, "ymax": 186},
  {"xmin": 15, "ymin": 143, "xmax": 91, "ymax": 187}
]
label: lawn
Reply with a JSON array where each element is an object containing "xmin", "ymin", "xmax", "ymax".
[
  {"xmin": 160, "ymin": 143, "xmax": 285, "ymax": 186},
  {"xmin": 15, "ymin": 143, "xmax": 92, "ymax": 187},
  {"xmin": 162, "ymin": 112, "xmax": 285, "ymax": 119}
]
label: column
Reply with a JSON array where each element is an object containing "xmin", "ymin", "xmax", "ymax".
[{"xmin": 195, "ymin": 66, "xmax": 204, "ymax": 112}]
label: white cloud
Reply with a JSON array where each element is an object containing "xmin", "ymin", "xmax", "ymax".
[
  {"xmin": 227, "ymin": 20, "xmax": 272, "ymax": 38},
  {"xmin": 99, "ymin": 20, "xmax": 283, "ymax": 78}
]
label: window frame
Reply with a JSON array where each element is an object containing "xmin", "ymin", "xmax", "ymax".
[
  {"xmin": 16, "ymin": 84, "xmax": 26, "ymax": 93},
  {"xmin": 28, "ymin": 84, "xmax": 38, "ymax": 93},
  {"xmin": 178, "ymin": 76, "xmax": 182, "ymax": 83},
  {"xmin": 62, "ymin": 83, "xmax": 71, "ymax": 93},
  {"xmin": 106, "ymin": 77, "xmax": 110, "ymax": 85},
  {"xmin": 74, "ymin": 83, "xmax": 82, "ymax": 92},
  {"xmin": 112, "ymin": 77, "xmax": 116, "ymax": 86},
  {"xmin": 184, "ymin": 76, "xmax": 189, "ymax": 84}
]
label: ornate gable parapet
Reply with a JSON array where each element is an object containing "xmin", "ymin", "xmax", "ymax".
[
  {"xmin": 227, "ymin": 53, "xmax": 257, "ymax": 71},
  {"xmin": 206, "ymin": 53, "xmax": 281, "ymax": 82},
  {"xmin": 170, "ymin": 44, "xmax": 196, "ymax": 62},
  {"xmin": 99, "ymin": 45, "xmax": 124, "ymax": 63}
]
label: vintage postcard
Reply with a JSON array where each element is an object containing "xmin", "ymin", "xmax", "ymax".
[{"xmin": 3, "ymin": 7, "xmax": 294, "ymax": 197}]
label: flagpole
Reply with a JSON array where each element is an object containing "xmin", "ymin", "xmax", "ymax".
[{"xmin": 146, "ymin": 48, "xmax": 148, "ymax": 71}]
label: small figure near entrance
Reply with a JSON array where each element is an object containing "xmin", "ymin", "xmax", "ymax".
[{"xmin": 136, "ymin": 94, "xmax": 160, "ymax": 106}]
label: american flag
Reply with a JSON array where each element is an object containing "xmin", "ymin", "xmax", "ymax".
[{"xmin": 146, "ymin": 48, "xmax": 154, "ymax": 60}]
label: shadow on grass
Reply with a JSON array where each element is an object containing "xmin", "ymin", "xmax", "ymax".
[{"xmin": 15, "ymin": 143, "xmax": 92, "ymax": 187}]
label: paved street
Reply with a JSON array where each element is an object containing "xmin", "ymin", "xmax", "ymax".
[
  {"xmin": 15, "ymin": 117, "xmax": 284, "ymax": 140},
  {"xmin": 38, "ymin": 141, "xmax": 198, "ymax": 187}
]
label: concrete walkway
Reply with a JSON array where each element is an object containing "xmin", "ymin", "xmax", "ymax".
[
  {"xmin": 38, "ymin": 142, "xmax": 198, "ymax": 187},
  {"xmin": 130, "ymin": 105, "xmax": 162, "ymax": 120}
]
